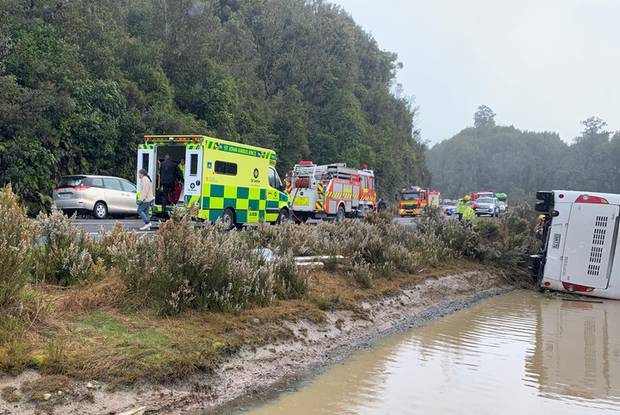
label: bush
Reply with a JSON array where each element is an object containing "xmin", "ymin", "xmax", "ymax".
[
  {"xmin": 109, "ymin": 217, "xmax": 306, "ymax": 315},
  {"xmin": 0, "ymin": 185, "xmax": 37, "ymax": 312},
  {"xmin": 31, "ymin": 210, "xmax": 93, "ymax": 286}
]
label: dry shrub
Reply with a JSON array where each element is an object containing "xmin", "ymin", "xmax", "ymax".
[
  {"xmin": 109, "ymin": 217, "xmax": 306, "ymax": 315},
  {"xmin": 0, "ymin": 184, "xmax": 37, "ymax": 311},
  {"xmin": 32, "ymin": 210, "xmax": 93, "ymax": 286}
]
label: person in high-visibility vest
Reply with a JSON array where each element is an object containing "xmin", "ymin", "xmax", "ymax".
[
  {"xmin": 462, "ymin": 202, "xmax": 476, "ymax": 228},
  {"xmin": 456, "ymin": 195, "xmax": 470, "ymax": 221}
]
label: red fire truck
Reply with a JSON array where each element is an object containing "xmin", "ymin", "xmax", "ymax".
[
  {"xmin": 398, "ymin": 186, "xmax": 440, "ymax": 217},
  {"xmin": 287, "ymin": 161, "xmax": 376, "ymax": 222}
]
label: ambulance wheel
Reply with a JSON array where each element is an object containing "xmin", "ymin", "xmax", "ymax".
[
  {"xmin": 93, "ymin": 202, "xmax": 108, "ymax": 219},
  {"xmin": 220, "ymin": 208, "xmax": 236, "ymax": 230},
  {"xmin": 335, "ymin": 205, "xmax": 346, "ymax": 223},
  {"xmin": 277, "ymin": 208, "xmax": 290, "ymax": 224}
]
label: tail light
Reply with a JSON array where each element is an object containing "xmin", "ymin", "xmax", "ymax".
[
  {"xmin": 562, "ymin": 282, "xmax": 595, "ymax": 292},
  {"xmin": 54, "ymin": 185, "xmax": 91, "ymax": 191},
  {"xmin": 575, "ymin": 194, "xmax": 609, "ymax": 204}
]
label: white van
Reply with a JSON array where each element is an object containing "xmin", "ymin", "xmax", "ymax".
[{"xmin": 532, "ymin": 190, "xmax": 620, "ymax": 300}]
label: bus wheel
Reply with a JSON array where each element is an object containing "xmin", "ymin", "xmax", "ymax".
[
  {"xmin": 220, "ymin": 208, "xmax": 235, "ymax": 230},
  {"xmin": 335, "ymin": 204, "xmax": 346, "ymax": 223},
  {"xmin": 277, "ymin": 208, "xmax": 290, "ymax": 224}
]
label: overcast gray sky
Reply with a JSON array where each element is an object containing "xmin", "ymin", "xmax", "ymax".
[{"xmin": 332, "ymin": 0, "xmax": 619, "ymax": 145}]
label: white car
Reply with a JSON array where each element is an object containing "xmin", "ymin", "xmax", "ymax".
[
  {"xmin": 53, "ymin": 175, "xmax": 137, "ymax": 219},
  {"xmin": 472, "ymin": 197, "xmax": 500, "ymax": 217}
]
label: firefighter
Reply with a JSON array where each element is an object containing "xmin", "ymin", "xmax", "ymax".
[{"xmin": 535, "ymin": 214, "xmax": 547, "ymax": 241}]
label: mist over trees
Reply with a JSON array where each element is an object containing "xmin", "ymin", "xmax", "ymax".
[
  {"xmin": 0, "ymin": 0, "xmax": 428, "ymax": 212},
  {"xmin": 428, "ymin": 106, "xmax": 620, "ymax": 199}
]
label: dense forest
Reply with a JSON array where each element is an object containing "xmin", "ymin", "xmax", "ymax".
[
  {"xmin": 0, "ymin": 0, "xmax": 429, "ymax": 212},
  {"xmin": 428, "ymin": 106, "xmax": 620, "ymax": 199}
]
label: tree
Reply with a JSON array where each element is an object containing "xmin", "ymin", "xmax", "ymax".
[
  {"xmin": 580, "ymin": 116, "xmax": 608, "ymax": 139},
  {"xmin": 473, "ymin": 105, "xmax": 496, "ymax": 128},
  {"xmin": 0, "ymin": 0, "xmax": 428, "ymax": 211}
]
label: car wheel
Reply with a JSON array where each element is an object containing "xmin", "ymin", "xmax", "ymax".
[
  {"xmin": 220, "ymin": 208, "xmax": 235, "ymax": 231},
  {"xmin": 336, "ymin": 205, "xmax": 346, "ymax": 223},
  {"xmin": 93, "ymin": 202, "xmax": 108, "ymax": 219},
  {"xmin": 277, "ymin": 208, "xmax": 290, "ymax": 224}
]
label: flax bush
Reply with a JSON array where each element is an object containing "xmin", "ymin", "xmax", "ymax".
[{"xmin": 0, "ymin": 185, "xmax": 37, "ymax": 311}]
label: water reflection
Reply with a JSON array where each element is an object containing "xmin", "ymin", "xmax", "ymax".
[{"xmin": 240, "ymin": 291, "xmax": 620, "ymax": 415}]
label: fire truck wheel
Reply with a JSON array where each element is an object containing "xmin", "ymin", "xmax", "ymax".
[
  {"xmin": 336, "ymin": 204, "xmax": 346, "ymax": 223},
  {"xmin": 277, "ymin": 208, "xmax": 290, "ymax": 224},
  {"xmin": 220, "ymin": 208, "xmax": 236, "ymax": 230}
]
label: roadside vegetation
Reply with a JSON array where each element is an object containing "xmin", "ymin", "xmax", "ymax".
[
  {"xmin": 0, "ymin": 0, "xmax": 428, "ymax": 214},
  {"xmin": 0, "ymin": 185, "xmax": 537, "ymax": 397}
]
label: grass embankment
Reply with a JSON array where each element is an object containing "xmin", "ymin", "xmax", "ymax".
[{"xmin": 0, "ymin": 184, "xmax": 537, "ymax": 407}]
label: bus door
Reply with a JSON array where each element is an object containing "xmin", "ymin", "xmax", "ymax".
[
  {"xmin": 563, "ymin": 203, "xmax": 619, "ymax": 289},
  {"xmin": 184, "ymin": 146, "xmax": 203, "ymax": 207},
  {"xmin": 137, "ymin": 146, "xmax": 155, "ymax": 196}
]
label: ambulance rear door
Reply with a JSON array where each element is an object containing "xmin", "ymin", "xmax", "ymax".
[
  {"xmin": 137, "ymin": 146, "xmax": 155, "ymax": 195},
  {"xmin": 184, "ymin": 146, "xmax": 203, "ymax": 207}
]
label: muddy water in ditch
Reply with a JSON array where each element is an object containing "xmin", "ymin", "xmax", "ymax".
[{"xmin": 241, "ymin": 291, "xmax": 620, "ymax": 415}]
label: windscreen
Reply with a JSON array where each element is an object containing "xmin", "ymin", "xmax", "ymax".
[{"xmin": 401, "ymin": 193, "xmax": 419, "ymax": 201}]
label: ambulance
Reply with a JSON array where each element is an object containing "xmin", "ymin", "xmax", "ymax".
[
  {"xmin": 531, "ymin": 190, "xmax": 620, "ymax": 300},
  {"xmin": 137, "ymin": 135, "xmax": 290, "ymax": 228}
]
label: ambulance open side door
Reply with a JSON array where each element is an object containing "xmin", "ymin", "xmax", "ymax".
[
  {"xmin": 184, "ymin": 146, "xmax": 203, "ymax": 207},
  {"xmin": 137, "ymin": 146, "xmax": 155, "ymax": 196}
]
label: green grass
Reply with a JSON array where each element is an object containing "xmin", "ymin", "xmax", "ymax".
[{"xmin": 67, "ymin": 311, "xmax": 228, "ymax": 383}]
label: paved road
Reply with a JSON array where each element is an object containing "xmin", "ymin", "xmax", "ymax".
[
  {"xmin": 71, "ymin": 219, "xmax": 155, "ymax": 235},
  {"xmin": 71, "ymin": 215, "xmax": 434, "ymax": 235}
]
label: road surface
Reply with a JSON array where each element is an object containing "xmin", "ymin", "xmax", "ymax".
[
  {"xmin": 71, "ymin": 218, "xmax": 155, "ymax": 236},
  {"xmin": 72, "ymin": 216, "xmax": 421, "ymax": 234}
]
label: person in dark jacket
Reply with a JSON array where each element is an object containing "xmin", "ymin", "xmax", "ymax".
[{"xmin": 159, "ymin": 154, "xmax": 182, "ymax": 216}]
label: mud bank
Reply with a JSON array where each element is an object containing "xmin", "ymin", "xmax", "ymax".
[{"xmin": 0, "ymin": 270, "xmax": 511, "ymax": 415}]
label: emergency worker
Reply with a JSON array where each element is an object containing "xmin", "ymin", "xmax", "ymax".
[
  {"xmin": 456, "ymin": 195, "xmax": 470, "ymax": 221},
  {"xmin": 462, "ymin": 201, "xmax": 476, "ymax": 228},
  {"xmin": 159, "ymin": 154, "xmax": 182, "ymax": 216},
  {"xmin": 535, "ymin": 214, "xmax": 547, "ymax": 241}
]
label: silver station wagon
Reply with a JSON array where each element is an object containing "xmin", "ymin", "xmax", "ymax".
[{"xmin": 53, "ymin": 175, "xmax": 137, "ymax": 219}]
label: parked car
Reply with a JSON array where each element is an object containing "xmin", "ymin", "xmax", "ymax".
[
  {"xmin": 53, "ymin": 175, "xmax": 137, "ymax": 219},
  {"xmin": 472, "ymin": 197, "xmax": 500, "ymax": 217}
]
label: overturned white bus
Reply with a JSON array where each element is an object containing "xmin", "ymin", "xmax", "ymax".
[{"xmin": 531, "ymin": 190, "xmax": 620, "ymax": 300}]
